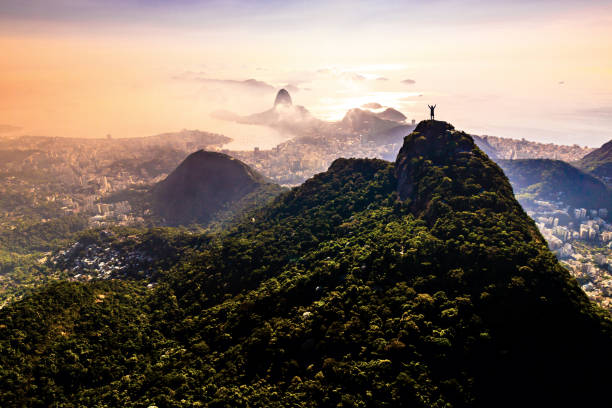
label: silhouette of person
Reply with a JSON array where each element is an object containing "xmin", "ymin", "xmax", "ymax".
[{"xmin": 428, "ymin": 104, "xmax": 436, "ymax": 120}]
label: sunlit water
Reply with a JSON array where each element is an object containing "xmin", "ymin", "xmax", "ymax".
[{"xmin": 209, "ymin": 119, "xmax": 296, "ymax": 151}]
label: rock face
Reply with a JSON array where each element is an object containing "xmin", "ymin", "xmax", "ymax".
[
  {"xmin": 395, "ymin": 120, "xmax": 479, "ymax": 206},
  {"xmin": 152, "ymin": 150, "xmax": 267, "ymax": 225},
  {"xmin": 238, "ymin": 88, "xmax": 317, "ymax": 130},
  {"xmin": 273, "ymin": 88, "xmax": 293, "ymax": 107}
]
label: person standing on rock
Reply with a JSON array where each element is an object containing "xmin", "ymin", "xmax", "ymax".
[{"xmin": 428, "ymin": 104, "xmax": 436, "ymax": 120}]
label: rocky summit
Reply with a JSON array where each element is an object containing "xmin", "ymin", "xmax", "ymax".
[{"xmin": 274, "ymin": 88, "xmax": 293, "ymax": 107}]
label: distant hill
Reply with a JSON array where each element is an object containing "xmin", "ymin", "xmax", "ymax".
[
  {"xmin": 576, "ymin": 139, "xmax": 612, "ymax": 182},
  {"xmin": 152, "ymin": 150, "xmax": 282, "ymax": 226},
  {"xmin": 1, "ymin": 120, "xmax": 610, "ymax": 406},
  {"xmin": 340, "ymin": 108, "xmax": 415, "ymax": 148},
  {"xmin": 339, "ymin": 108, "xmax": 402, "ymax": 134},
  {"xmin": 375, "ymin": 107, "xmax": 407, "ymax": 122},
  {"xmin": 215, "ymin": 89, "xmax": 413, "ymax": 142},
  {"xmin": 498, "ymin": 159, "xmax": 612, "ymax": 212}
]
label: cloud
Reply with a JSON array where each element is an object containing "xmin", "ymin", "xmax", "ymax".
[
  {"xmin": 362, "ymin": 102, "xmax": 383, "ymax": 109},
  {"xmin": 282, "ymin": 84, "xmax": 300, "ymax": 93},
  {"xmin": 571, "ymin": 107, "xmax": 612, "ymax": 119},
  {"xmin": 210, "ymin": 110, "xmax": 240, "ymax": 121},
  {"xmin": 401, "ymin": 79, "xmax": 416, "ymax": 85},
  {"xmin": 237, "ymin": 79, "xmax": 276, "ymax": 91},
  {"xmin": 309, "ymin": 68, "xmax": 384, "ymax": 83},
  {"xmin": 340, "ymin": 72, "xmax": 366, "ymax": 81},
  {"xmin": 172, "ymin": 70, "xmax": 205, "ymax": 80},
  {"xmin": 173, "ymin": 72, "xmax": 276, "ymax": 92},
  {"xmin": 0, "ymin": 124, "xmax": 21, "ymax": 134},
  {"xmin": 276, "ymin": 69, "xmax": 321, "ymax": 85},
  {"xmin": 399, "ymin": 94, "xmax": 424, "ymax": 102}
]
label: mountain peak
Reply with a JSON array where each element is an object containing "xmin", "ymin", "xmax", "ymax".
[
  {"xmin": 395, "ymin": 120, "xmax": 518, "ymax": 221},
  {"xmin": 413, "ymin": 119, "xmax": 455, "ymax": 136},
  {"xmin": 395, "ymin": 120, "xmax": 471, "ymax": 166},
  {"xmin": 576, "ymin": 137, "xmax": 612, "ymax": 179},
  {"xmin": 376, "ymin": 107, "xmax": 407, "ymax": 122},
  {"xmin": 152, "ymin": 150, "xmax": 267, "ymax": 225},
  {"xmin": 274, "ymin": 88, "xmax": 292, "ymax": 107}
]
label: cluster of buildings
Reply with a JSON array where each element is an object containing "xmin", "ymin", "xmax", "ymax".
[
  {"xmin": 573, "ymin": 207, "xmax": 608, "ymax": 219},
  {"xmin": 536, "ymin": 208, "xmax": 612, "ymax": 248},
  {"xmin": 52, "ymin": 239, "xmax": 155, "ymax": 281},
  {"xmin": 0, "ymin": 130, "xmax": 228, "ymax": 227},
  {"xmin": 527, "ymin": 200, "xmax": 612, "ymax": 311},
  {"xmin": 481, "ymin": 135, "xmax": 593, "ymax": 161},
  {"xmin": 229, "ymin": 132, "xmax": 405, "ymax": 185},
  {"xmin": 562, "ymin": 255, "xmax": 612, "ymax": 311},
  {"xmin": 89, "ymin": 201, "xmax": 144, "ymax": 227}
]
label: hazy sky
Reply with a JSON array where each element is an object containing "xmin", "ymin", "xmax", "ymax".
[{"xmin": 1, "ymin": 0, "xmax": 612, "ymax": 147}]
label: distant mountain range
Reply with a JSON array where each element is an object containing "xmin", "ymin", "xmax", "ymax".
[
  {"xmin": 214, "ymin": 88, "xmax": 415, "ymax": 146},
  {"xmin": 1, "ymin": 120, "xmax": 610, "ymax": 406}
]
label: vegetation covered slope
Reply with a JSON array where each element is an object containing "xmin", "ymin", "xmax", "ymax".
[
  {"xmin": 576, "ymin": 138, "xmax": 612, "ymax": 181},
  {"xmin": 0, "ymin": 121, "xmax": 610, "ymax": 407},
  {"xmin": 498, "ymin": 158, "xmax": 612, "ymax": 211},
  {"xmin": 152, "ymin": 150, "xmax": 283, "ymax": 226}
]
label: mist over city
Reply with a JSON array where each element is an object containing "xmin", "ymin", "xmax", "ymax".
[{"xmin": 1, "ymin": 1, "xmax": 612, "ymax": 406}]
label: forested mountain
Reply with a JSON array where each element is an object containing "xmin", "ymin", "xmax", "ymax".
[
  {"xmin": 152, "ymin": 150, "xmax": 283, "ymax": 226},
  {"xmin": 576, "ymin": 139, "xmax": 612, "ymax": 182},
  {"xmin": 498, "ymin": 158, "xmax": 612, "ymax": 211},
  {"xmin": 0, "ymin": 121, "xmax": 610, "ymax": 407}
]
